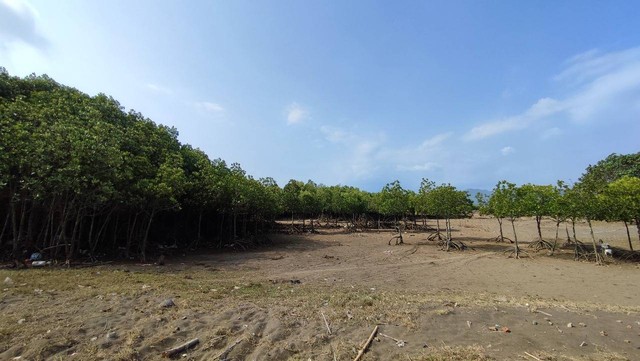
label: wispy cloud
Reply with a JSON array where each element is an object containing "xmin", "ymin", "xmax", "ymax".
[
  {"xmin": 196, "ymin": 101, "xmax": 225, "ymax": 113},
  {"xmin": 0, "ymin": 0, "xmax": 48, "ymax": 48},
  {"xmin": 146, "ymin": 83, "xmax": 173, "ymax": 95},
  {"xmin": 464, "ymin": 47, "xmax": 640, "ymax": 140},
  {"xmin": 397, "ymin": 162, "xmax": 441, "ymax": 172},
  {"xmin": 500, "ymin": 146, "xmax": 514, "ymax": 156},
  {"xmin": 286, "ymin": 102, "xmax": 309, "ymax": 125}
]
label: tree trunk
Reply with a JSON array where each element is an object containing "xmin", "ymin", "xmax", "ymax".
[
  {"xmin": 536, "ymin": 215, "xmax": 543, "ymax": 240},
  {"xmin": 623, "ymin": 221, "xmax": 633, "ymax": 251},
  {"xmin": 497, "ymin": 218, "xmax": 504, "ymax": 242},
  {"xmin": 550, "ymin": 220, "xmax": 560, "ymax": 255},
  {"xmin": 141, "ymin": 209, "xmax": 156, "ymax": 262},
  {"xmin": 0, "ymin": 206, "xmax": 10, "ymax": 248},
  {"xmin": 587, "ymin": 219, "xmax": 602, "ymax": 264},
  {"xmin": 511, "ymin": 218, "xmax": 519, "ymax": 259},
  {"xmin": 571, "ymin": 218, "xmax": 578, "ymax": 242},
  {"xmin": 565, "ymin": 224, "xmax": 571, "ymax": 242},
  {"xmin": 125, "ymin": 212, "xmax": 139, "ymax": 259}
]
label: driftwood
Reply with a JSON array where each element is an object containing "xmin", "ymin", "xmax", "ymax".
[
  {"xmin": 353, "ymin": 325, "xmax": 378, "ymax": 361},
  {"xmin": 162, "ymin": 338, "xmax": 200, "ymax": 358}
]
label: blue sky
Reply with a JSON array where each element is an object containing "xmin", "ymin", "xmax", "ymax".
[{"xmin": 2, "ymin": 0, "xmax": 639, "ymax": 192}]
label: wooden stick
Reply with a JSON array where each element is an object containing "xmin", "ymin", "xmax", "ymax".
[
  {"xmin": 524, "ymin": 351, "xmax": 542, "ymax": 361},
  {"xmin": 353, "ymin": 325, "xmax": 378, "ymax": 361},
  {"xmin": 162, "ymin": 338, "xmax": 200, "ymax": 358},
  {"xmin": 214, "ymin": 338, "xmax": 244, "ymax": 360},
  {"xmin": 535, "ymin": 310, "xmax": 553, "ymax": 317},
  {"xmin": 321, "ymin": 311, "xmax": 332, "ymax": 335},
  {"xmin": 379, "ymin": 332, "xmax": 401, "ymax": 343}
]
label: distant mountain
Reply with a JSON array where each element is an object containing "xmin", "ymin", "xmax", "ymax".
[{"xmin": 465, "ymin": 188, "xmax": 491, "ymax": 204}]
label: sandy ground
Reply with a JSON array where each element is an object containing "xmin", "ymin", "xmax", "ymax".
[{"xmin": 1, "ymin": 216, "xmax": 640, "ymax": 360}]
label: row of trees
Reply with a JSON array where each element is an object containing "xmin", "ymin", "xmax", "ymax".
[
  {"xmin": 0, "ymin": 71, "xmax": 284, "ymax": 262},
  {"xmin": 1, "ymin": 70, "xmax": 637, "ymax": 263},
  {"xmin": 478, "ymin": 153, "xmax": 640, "ymax": 261},
  {"xmin": 0, "ymin": 71, "xmax": 475, "ymax": 262}
]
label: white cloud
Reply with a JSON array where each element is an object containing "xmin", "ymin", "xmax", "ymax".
[
  {"xmin": 464, "ymin": 47, "xmax": 640, "ymax": 141},
  {"xmin": 397, "ymin": 162, "xmax": 441, "ymax": 172},
  {"xmin": 146, "ymin": 83, "xmax": 173, "ymax": 95},
  {"xmin": 500, "ymin": 146, "xmax": 514, "ymax": 156},
  {"xmin": 286, "ymin": 102, "xmax": 308, "ymax": 125},
  {"xmin": 0, "ymin": 0, "xmax": 47, "ymax": 48},
  {"xmin": 541, "ymin": 127, "xmax": 562, "ymax": 140},
  {"xmin": 418, "ymin": 132, "xmax": 452, "ymax": 149},
  {"xmin": 196, "ymin": 101, "xmax": 225, "ymax": 113},
  {"xmin": 320, "ymin": 125, "xmax": 350, "ymax": 143}
]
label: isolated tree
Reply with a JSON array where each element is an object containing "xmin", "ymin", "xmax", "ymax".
[
  {"xmin": 602, "ymin": 176, "xmax": 640, "ymax": 250},
  {"xmin": 377, "ymin": 181, "xmax": 410, "ymax": 227},
  {"xmin": 519, "ymin": 184, "xmax": 555, "ymax": 251},
  {"xmin": 424, "ymin": 183, "xmax": 473, "ymax": 250},
  {"xmin": 491, "ymin": 181, "xmax": 523, "ymax": 258}
]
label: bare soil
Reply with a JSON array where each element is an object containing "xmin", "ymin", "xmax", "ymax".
[{"xmin": 1, "ymin": 217, "xmax": 639, "ymax": 360}]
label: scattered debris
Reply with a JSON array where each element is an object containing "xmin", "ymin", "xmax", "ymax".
[
  {"xmin": 580, "ymin": 341, "xmax": 588, "ymax": 347},
  {"xmin": 600, "ymin": 331, "xmax": 608, "ymax": 336},
  {"xmin": 532, "ymin": 321, "xmax": 538, "ymax": 325},
  {"xmin": 567, "ymin": 323, "xmax": 574, "ymax": 328},
  {"xmin": 467, "ymin": 320, "xmax": 472, "ymax": 328},
  {"xmin": 162, "ymin": 338, "xmax": 200, "ymax": 358},
  {"xmin": 17, "ymin": 318, "xmax": 26, "ymax": 324},
  {"xmin": 3, "ymin": 277, "xmax": 14, "ymax": 285},
  {"xmin": 106, "ymin": 331, "xmax": 118, "ymax": 340},
  {"xmin": 578, "ymin": 322, "xmax": 587, "ymax": 327},
  {"xmin": 535, "ymin": 310, "xmax": 553, "ymax": 317}
]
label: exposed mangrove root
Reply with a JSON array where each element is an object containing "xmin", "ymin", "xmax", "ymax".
[
  {"xmin": 427, "ymin": 231, "xmax": 444, "ymax": 242},
  {"xmin": 488, "ymin": 235, "xmax": 513, "ymax": 243},
  {"xmin": 388, "ymin": 226, "xmax": 404, "ymax": 245},
  {"xmin": 528, "ymin": 239, "xmax": 554, "ymax": 252}
]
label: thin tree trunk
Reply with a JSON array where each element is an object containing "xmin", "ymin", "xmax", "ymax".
[
  {"xmin": 623, "ymin": 221, "xmax": 633, "ymax": 251},
  {"xmin": 0, "ymin": 206, "xmax": 10, "ymax": 248},
  {"xmin": 550, "ymin": 220, "xmax": 560, "ymax": 255},
  {"xmin": 141, "ymin": 209, "xmax": 156, "ymax": 262},
  {"xmin": 571, "ymin": 218, "xmax": 578, "ymax": 242},
  {"xmin": 511, "ymin": 218, "xmax": 519, "ymax": 259},
  {"xmin": 565, "ymin": 223, "xmax": 571, "ymax": 242},
  {"xmin": 587, "ymin": 219, "xmax": 602, "ymax": 264},
  {"xmin": 536, "ymin": 215, "xmax": 543, "ymax": 240},
  {"xmin": 125, "ymin": 212, "xmax": 139, "ymax": 259},
  {"xmin": 497, "ymin": 218, "xmax": 504, "ymax": 242}
]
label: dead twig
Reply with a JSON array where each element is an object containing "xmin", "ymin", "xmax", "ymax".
[
  {"xmin": 353, "ymin": 325, "xmax": 379, "ymax": 361},
  {"xmin": 524, "ymin": 351, "xmax": 543, "ymax": 361},
  {"xmin": 535, "ymin": 310, "xmax": 553, "ymax": 317},
  {"xmin": 162, "ymin": 338, "xmax": 200, "ymax": 358},
  {"xmin": 321, "ymin": 311, "xmax": 332, "ymax": 335},
  {"xmin": 215, "ymin": 337, "xmax": 244, "ymax": 360}
]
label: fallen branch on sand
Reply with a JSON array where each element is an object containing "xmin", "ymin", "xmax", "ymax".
[
  {"xmin": 353, "ymin": 325, "xmax": 379, "ymax": 361},
  {"xmin": 215, "ymin": 338, "xmax": 244, "ymax": 360},
  {"xmin": 162, "ymin": 338, "xmax": 200, "ymax": 358}
]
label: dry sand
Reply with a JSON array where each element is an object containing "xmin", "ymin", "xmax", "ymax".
[{"xmin": 1, "ymin": 216, "xmax": 639, "ymax": 360}]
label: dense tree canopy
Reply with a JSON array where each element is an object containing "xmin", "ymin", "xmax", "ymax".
[{"xmin": 1, "ymin": 70, "xmax": 638, "ymax": 264}]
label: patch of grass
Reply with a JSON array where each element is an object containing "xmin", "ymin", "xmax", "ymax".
[
  {"xmin": 433, "ymin": 308, "xmax": 453, "ymax": 316},
  {"xmin": 413, "ymin": 345, "xmax": 492, "ymax": 361}
]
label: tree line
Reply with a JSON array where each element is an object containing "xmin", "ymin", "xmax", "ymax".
[{"xmin": 1, "ymin": 70, "xmax": 638, "ymax": 263}]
